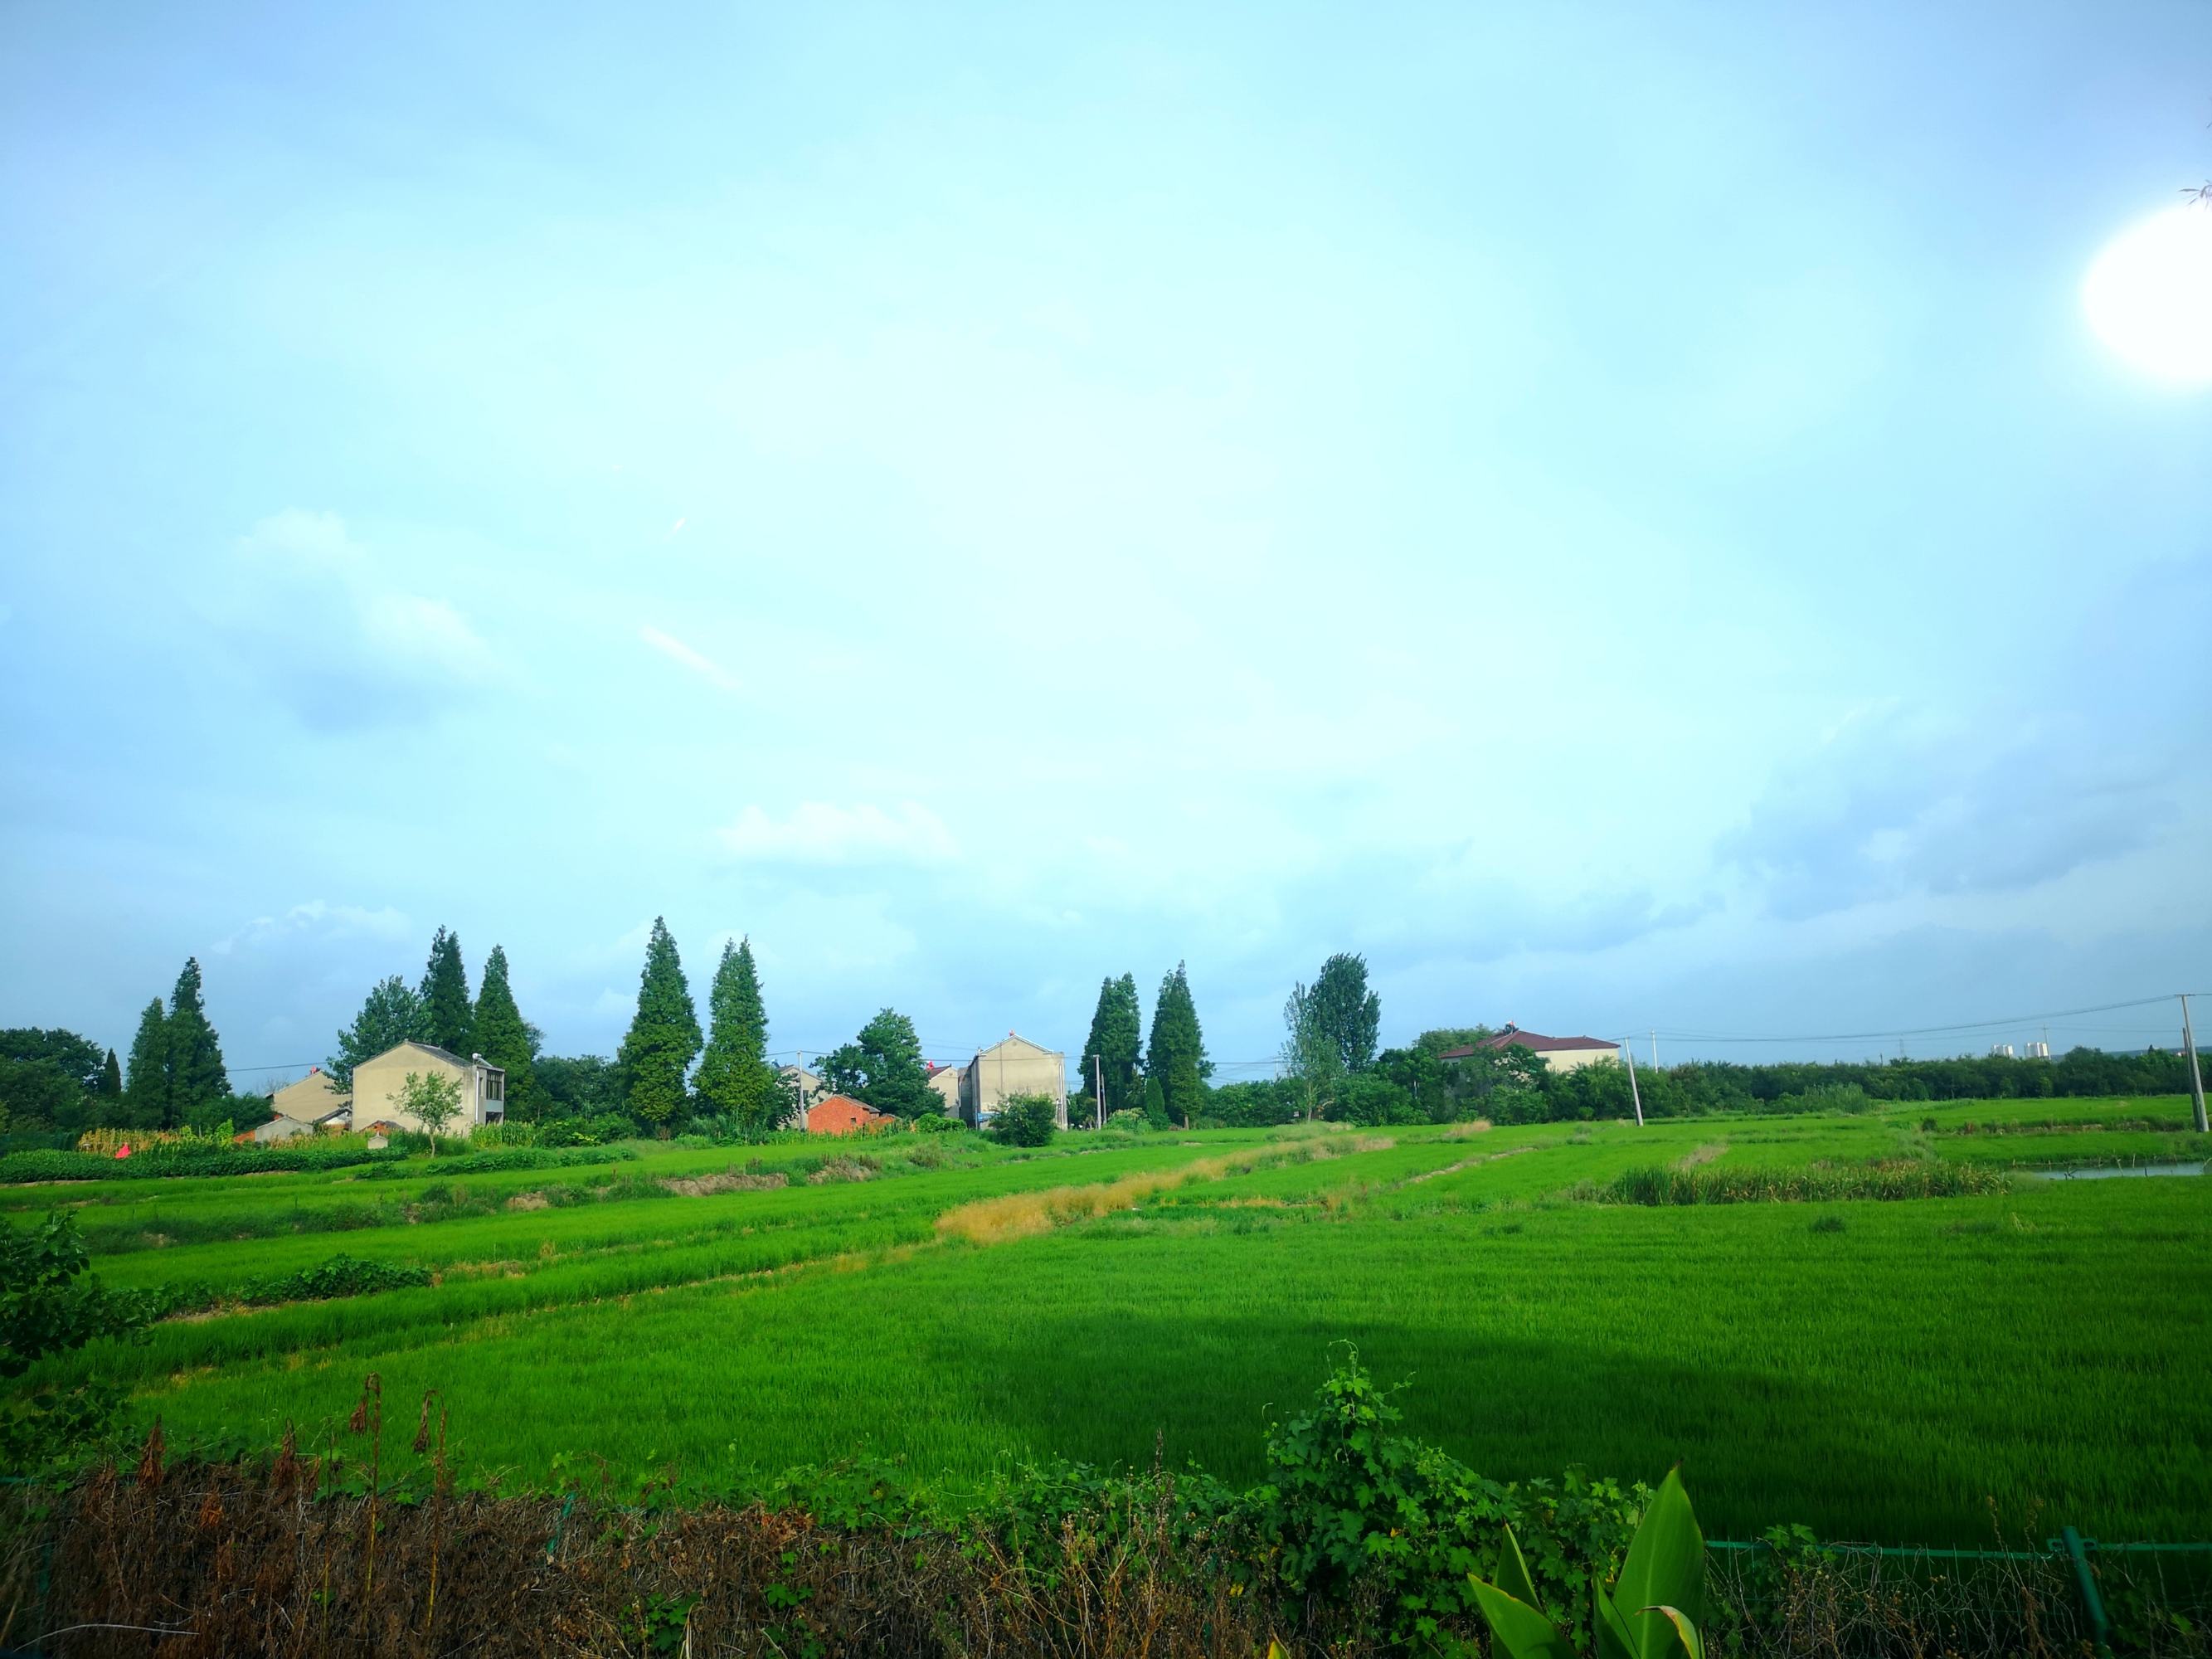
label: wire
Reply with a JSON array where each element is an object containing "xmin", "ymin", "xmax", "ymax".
[{"xmin": 1650, "ymin": 995, "xmax": 2190, "ymax": 1046}]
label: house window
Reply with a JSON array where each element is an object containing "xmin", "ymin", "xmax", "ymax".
[{"xmin": 484, "ymin": 1073, "xmax": 504, "ymax": 1102}]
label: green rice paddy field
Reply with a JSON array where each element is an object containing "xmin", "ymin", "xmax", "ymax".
[{"xmin": 19, "ymin": 1097, "xmax": 2211, "ymax": 1545}]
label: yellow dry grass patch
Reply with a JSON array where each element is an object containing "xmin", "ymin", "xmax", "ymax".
[
  {"xmin": 1440, "ymin": 1119, "xmax": 1495, "ymax": 1141},
  {"xmin": 936, "ymin": 1147, "xmax": 1300, "ymax": 1244}
]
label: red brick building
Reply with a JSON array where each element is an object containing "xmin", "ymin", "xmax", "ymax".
[{"xmin": 804, "ymin": 1093, "xmax": 897, "ymax": 1136}]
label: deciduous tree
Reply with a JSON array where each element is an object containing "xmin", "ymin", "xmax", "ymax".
[
  {"xmin": 819, "ymin": 1009, "xmax": 935, "ymax": 1119},
  {"xmin": 399, "ymin": 1070, "xmax": 464, "ymax": 1151},
  {"xmin": 328, "ymin": 976, "xmax": 425, "ymax": 1089},
  {"xmin": 1281, "ymin": 980, "xmax": 1342, "ymax": 1121},
  {"xmin": 617, "ymin": 917, "xmax": 702, "ymax": 1132},
  {"xmin": 1310, "ymin": 953, "xmax": 1382, "ymax": 1074}
]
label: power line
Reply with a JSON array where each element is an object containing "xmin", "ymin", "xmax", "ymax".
[{"xmin": 1650, "ymin": 995, "xmax": 2192, "ymax": 1047}]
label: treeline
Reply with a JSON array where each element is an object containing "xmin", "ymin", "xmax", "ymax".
[
  {"xmin": 1202, "ymin": 1029, "xmax": 2205, "ymax": 1130},
  {"xmin": 0, "ymin": 958, "xmax": 262, "ymax": 1141}
]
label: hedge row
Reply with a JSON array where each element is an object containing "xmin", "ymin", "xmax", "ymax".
[
  {"xmin": 0, "ymin": 1143, "xmax": 408, "ymax": 1185},
  {"xmin": 358, "ymin": 1145, "xmax": 640, "ymax": 1180}
]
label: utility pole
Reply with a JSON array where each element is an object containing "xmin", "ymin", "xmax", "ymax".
[
  {"xmin": 2182, "ymin": 995, "xmax": 2209, "ymax": 1136},
  {"xmin": 794, "ymin": 1049, "xmax": 807, "ymax": 1134},
  {"xmin": 1649, "ymin": 1029, "xmax": 1660, "ymax": 1069},
  {"xmin": 1622, "ymin": 1040, "xmax": 1646, "ymax": 1127}
]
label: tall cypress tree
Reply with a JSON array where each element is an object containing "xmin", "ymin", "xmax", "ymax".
[
  {"xmin": 470, "ymin": 945, "xmax": 541, "ymax": 1121},
  {"xmin": 164, "ymin": 958, "xmax": 228, "ymax": 1126},
  {"xmin": 695, "ymin": 937, "xmax": 777, "ymax": 1130},
  {"xmin": 124, "ymin": 998, "xmax": 169, "ymax": 1131},
  {"xmin": 418, "ymin": 927, "xmax": 474, "ymax": 1055},
  {"xmin": 1079, "ymin": 973, "xmax": 1143, "ymax": 1118},
  {"xmin": 1145, "ymin": 961, "xmax": 1209, "ymax": 1131},
  {"xmin": 617, "ymin": 917, "xmax": 702, "ymax": 1132},
  {"xmin": 98, "ymin": 1048, "xmax": 123, "ymax": 1105}
]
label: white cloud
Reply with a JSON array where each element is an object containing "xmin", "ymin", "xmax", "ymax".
[
  {"xmin": 215, "ymin": 899, "xmax": 413, "ymax": 956},
  {"xmin": 220, "ymin": 511, "xmax": 494, "ymax": 726},
  {"xmin": 639, "ymin": 625, "xmax": 739, "ymax": 692},
  {"xmin": 718, "ymin": 801, "xmax": 957, "ymax": 867}
]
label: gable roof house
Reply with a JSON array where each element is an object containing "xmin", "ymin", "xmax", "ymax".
[
  {"xmin": 349, "ymin": 1041, "xmax": 508, "ymax": 1139},
  {"xmin": 255, "ymin": 1067, "xmax": 352, "ymax": 1141},
  {"xmin": 1441, "ymin": 1024, "xmax": 1620, "ymax": 1075},
  {"xmin": 925, "ymin": 1062, "xmax": 962, "ymax": 1116},
  {"xmin": 958, "ymin": 1033, "xmax": 1068, "ymax": 1129}
]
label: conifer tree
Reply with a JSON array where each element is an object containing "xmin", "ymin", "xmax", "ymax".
[
  {"xmin": 1079, "ymin": 973, "xmax": 1144, "ymax": 1119},
  {"xmin": 98, "ymin": 1048, "xmax": 123, "ymax": 1105},
  {"xmin": 163, "ymin": 958, "xmax": 228, "ymax": 1126},
  {"xmin": 417, "ymin": 927, "xmax": 474, "ymax": 1055},
  {"xmin": 695, "ymin": 937, "xmax": 778, "ymax": 1130},
  {"xmin": 1145, "ymin": 961, "xmax": 1209, "ymax": 1131},
  {"xmin": 470, "ymin": 945, "xmax": 541, "ymax": 1121},
  {"xmin": 124, "ymin": 998, "xmax": 169, "ymax": 1130},
  {"xmin": 1141, "ymin": 1073, "xmax": 1169, "ymax": 1131},
  {"xmin": 617, "ymin": 917, "xmax": 702, "ymax": 1132},
  {"xmin": 328, "ymin": 976, "xmax": 426, "ymax": 1088}
]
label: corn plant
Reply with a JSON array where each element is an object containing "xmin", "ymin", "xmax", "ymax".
[{"xmin": 1471, "ymin": 1466, "xmax": 1705, "ymax": 1659}]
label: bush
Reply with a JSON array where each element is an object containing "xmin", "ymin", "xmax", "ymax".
[
  {"xmin": 0, "ymin": 1213, "xmax": 146, "ymax": 1467},
  {"xmin": 987, "ymin": 1092, "xmax": 1058, "ymax": 1147},
  {"xmin": 1258, "ymin": 1348, "xmax": 1646, "ymax": 1652},
  {"xmin": 912, "ymin": 1112, "xmax": 967, "ymax": 1135},
  {"xmin": 537, "ymin": 1113, "xmax": 637, "ymax": 1148}
]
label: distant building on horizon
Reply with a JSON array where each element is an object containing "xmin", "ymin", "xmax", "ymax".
[{"xmin": 1441, "ymin": 1024, "xmax": 1619, "ymax": 1076}]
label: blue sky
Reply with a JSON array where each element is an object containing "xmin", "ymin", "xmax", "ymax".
[{"xmin": 3, "ymin": 1, "xmax": 2209, "ymax": 1087}]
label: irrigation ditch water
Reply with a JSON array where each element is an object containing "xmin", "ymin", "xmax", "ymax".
[{"xmin": 2027, "ymin": 1160, "xmax": 2207, "ymax": 1180}]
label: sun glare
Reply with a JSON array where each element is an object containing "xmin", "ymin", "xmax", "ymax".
[{"xmin": 2082, "ymin": 200, "xmax": 2212, "ymax": 385}]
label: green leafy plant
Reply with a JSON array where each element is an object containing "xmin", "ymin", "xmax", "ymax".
[
  {"xmin": 0, "ymin": 1212, "xmax": 148, "ymax": 1468},
  {"xmin": 987, "ymin": 1092, "xmax": 1059, "ymax": 1147},
  {"xmin": 1470, "ymin": 1465, "xmax": 1706, "ymax": 1659}
]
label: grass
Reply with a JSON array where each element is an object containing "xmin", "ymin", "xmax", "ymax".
[{"xmin": 20, "ymin": 1098, "xmax": 2211, "ymax": 1545}]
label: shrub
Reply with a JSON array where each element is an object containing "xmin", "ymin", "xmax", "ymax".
[
  {"xmin": 1258, "ymin": 1348, "xmax": 1646, "ymax": 1652},
  {"xmin": 987, "ymin": 1093, "xmax": 1058, "ymax": 1147},
  {"xmin": 912, "ymin": 1113, "xmax": 966, "ymax": 1135},
  {"xmin": 0, "ymin": 1213, "xmax": 146, "ymax": 1467}
]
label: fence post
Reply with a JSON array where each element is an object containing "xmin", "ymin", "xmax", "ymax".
[{"xmin": 2060, "ymin": 1525, "xmax": 2114, "ymax": 1659}]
